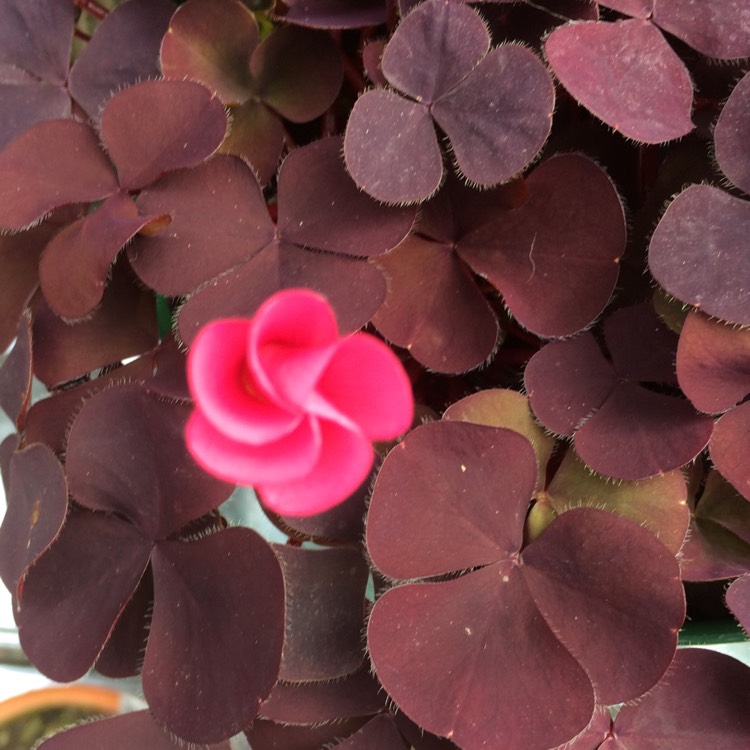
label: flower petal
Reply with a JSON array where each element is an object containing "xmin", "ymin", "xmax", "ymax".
[
  {"xmin": 313, "ymin": 333, "xmax": 413, "ymax": 440},
  {"xmin": 186, "ymin": 411, "xmax": 320, "ymax": 486},
  {"xmin": 188, "ymin": 318, "xmax": 299, "ymax": 444},
  {"xmin": 249, "ymin": 289, "xmax": 339, "ymax": 405},
  {"xmin": 257, "ymin": 421, "xmax": 373, "ymax": 516}
]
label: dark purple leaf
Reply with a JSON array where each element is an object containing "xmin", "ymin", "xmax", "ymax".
[
  {"xmin": 144, "ymin": 529, "xmax": 284, "ymax": 743},
  {"xmin": 252, "ymin": 26, "xmax": 342, "ymax": 122},
  {"xmin": 653, "ymin": 0, "xmax": 750, "ymax": 59},
  {"xmin": 95, "ymin": 568, "xmax": 153, "ymax": 678},
  {"xmin": 160, "ymin": 0, "xmax": 258, "ymax": 104},
  {"xmin": 37, "ymin": 710, "xmax": 231, "ymax": 750},
  {"xmin": 246, "ymin": 718, "xmax": 370, "ymax": 750},
  {"xmin": 710, "ymin": 402, "xmax": 750, "ymax": 501},
  {"xmin": 649, "ymin": 184, "xmax": 750, "ymax": 325},
  {"xmin": 524, "ymin": 333, "xmax": 617, "ymax": 437},
  {"xmin": 0, "ymin": 217, "xmax": 56, "ymax": 350},
  {"xmin": 726, "ymin": 574, "xmax": 750, "ymax": 633},
  {"xmin": 573, "ymin": 380, "xmax": 713, "ymax": 480},
  {"xmin": 545, "ymin": 19, "xmax": 693, "ymax": 143},
  {"xmin": 177, "ymin": 242, "xmax": 386, "ymax": 346},
  {"xmin": 0, "ymin": 443, "xmax": 67, "ymax": 592},
  {"xmin": 393, "ymin": 713, "xmax": 460, "ymax": 750},
  {"xmin": 38, "ymin": 191, "xmax": 164, "ymax": 320},
  {"xmin": 141, "ymin": 337, "xmax": 192, "ymax": 402},
  {"xmin": 260, "ymin": 664, "xmax": 385, "ymax": 724},
  {"xmin": 278, "ymin": 137, "xmax": 416, "ymax": 257},
  {"xmin": 68, "ymin": 0, "xmax": 175, "ymax": 121},
  {"xmin": 431, "ymin": 44, "xmax": 554, "ymax": 186},
  {"xmin": 66, "ymin": 385, "xmax": 233, "ymax": 538},
  {"xmin": 0, "ymin": 434, "xmax": 17, "ymax": 500},
  {"xmin": 279, "ymin": 0, "xmax": 387, "ymax": 28},
  {"xmin": 362, "ymin": 40, "xmax": 387, "ymax": 86},
  {"xmin": 714, "ymin": 70, "xmax": 750, "ymax": 194},
  {"xmin": 219, "ymin": 98, "xmax": 285, "ymax": 185},
  {"xmin": 368, "ymin": 419, "xmax": 684, "ymax": 748},
  {"xmin": 442, "ymin": 388, "xmax": 556, "ymax": 489},
  {"xmin": 0, "ymin": 310, "xmax": 32, "ymax": 427},
  {"xmin": 521, "ymin": 508, "xmax": 684, "ymax": 705},
  {"xmin": 372, "ymin": 234, "xmax": 500, "ymax": 373},
  {"xmin": 381, "ymin": 0, "xmax": 490, "ymax": 103},
  {"xmin": 275, "ymin": 545, "xmax": 369, "ymax": 681},
  {"xmin": 0, "ymin": 120, "xmax": 118, "ymax": 230},
  {"xmin": 609, "ymin": 648, "xmax": 750, "ymax": 748},
  {"xmin": 368, "ymin": 422, "xmax": 537, "ymax": 580},
  {"xmin": 128, "ymin": 155, "xmax": 273, "ymax": 295},
  {"xmin": 0, "ymin": 0, "xmax": 73, "ymax": 84},
  {"xmin": 344, "ymin": 88, "xmax": 443, "ymax": 204},
  {"xmin": 99, "ymin": 80, "xmax": 227, "ymax": 191},
  {"xmin": 33, "ymin": 258, "xmax": 158, "ymax": 388},
  {"xmin": 680, "ymin": 470, "xmax": 750, "ymax": 581},
  {"xmin": 18, "ymin": 509, "xmax": 153, "ymax": 681},
  {"xmin": 333, "ymin": 714, "xmax": 407, "ymax": 749},
  {"xmin": 677, "ymin": 311, "xmax": 750, "ymax": 413},
  {"xmin": 460, "ymin": 154, "xmax": 624, "ymax": 337},
  {"xmin": 0, "ymin": 80, "xmax": 70, "ymax": 151}
]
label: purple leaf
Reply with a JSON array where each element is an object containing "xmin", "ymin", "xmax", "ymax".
[
  {"xmin": 37, "ymin": 710, "xmax": 231, "ymax": 750},
  {"xmin": 246, "ymin": 718, "xmax": 370, "ymax": 750},
  {"xmin": 526, "ymin": 305, "xmax": 714, "ymax": 479},
  {"xmin": 0, "ymin": 120, "xmax": 118, "ymax": 230},
  {"xmin": 524, "ymin": 333, "xmax": 617, "ymax": 437},
  {"xmin": 68, "ymin": 0, "xmax": 175, "ymax": 121},
  {"xmin": 219, "ymin": 98, "xmax": 285, "ymax": 185},
  {"xmin": 278, "ymin": 136, "xmax": 416, "ymax": 257},
  {"xmin": 727, "ymin": 574, "xmax": 750, "ymax": 633},
  {"xmin": 573, "ymin": 381, "xmax": 713, "ymax": 480},
  {"xmin": 381, "ymin": 0, "xmax": 490, "ymax": 103},
  {"xmin": 177, "ymin": 243, "xmax": 386, "ymax": 346},
  {"xmin": 333, "ymin": 714, "xmax": 408, "ymax": 749},
  {"xmin": 714, "ymin": 71, "xmax": 750, "ymax": 194},
  {"xmin": 160, "ymin": 0, "xmax": 258, "ymax": 104},
  {"xmin": 32, "ymin": 259, "xmax": 158, "ymax": 388},
  {"xmin": 545, "ymin": 19, "xmax": 693, "ymax": 143},
  {"xmin": 368, "ymin": 422, "xmax": 537, "ymax": 580},
  {"xmin": 0, "ymin": 310, "xmax": 32, "ymax": 427},
  {"xmin": 344, "ymin": 88, "xmax": 443, "ymax": 204},
  {"xmin": 275, "ymin": 545, "xmax": 369, "ymax": 681},
  {"xmin": 99, "ymin": 80, "xmax": 227, "ymax": 191},
  {"xmin": 38, "ymin": 191, "xmax": 164, "ymax": 320},
  {"xmin": 677, "ymin": 311, "xmax": 750, "ymax": 413},
  {"xmin": 279, "ymin": 0, "xmax": 387, "ymax": 28},
  {"xmin": 521, "ymin": 508, "xmax": 684, "ymax": 705},
  {"xmin": 710, "ymin": 402, "xmax": 750, "ymax": 501},
  {"xmin": 431, "ymin": 44, "xmax": 554, "ymax": 185},
  {"xmin": 368, "ymin": 421, "xmax": 684, "ymax": 748},
  {"xmin": 260, "ymin": 664, "xmax": 385, "ymax": 724},
  {"xmin": 680, "ymin": 471, "xmax": 750, "ymax": 582},
  {"xmin": 144, "ymin": 529, "xmax": 284, "ymax": 743},
  {"xmin": 649, "ymin": 184, "xmax": 750, "ymax": 325},
  {"xmin": 372, "ymin": 234, "xmax": 500, "ymax": 373},
  {"xmin": 0, "ymin": 0, "xmax": 73, "ymax": 84},
  {"xmin": 460, "ymin": 154, "xmax": 624, "ymax": 337},
  {"xmin": 17, "ymin": 509, "xmax": 152, "ymax": 681},
  {"xmin": 251, "ymin": 26, "xmax": 342, "ymax": 122},
  {"xmin": 66, "ymin": 385, "xmax": 233, "ymax": 538},
  {"xmin": 128, "ymin": 155, "xmax": 274, "ymax": 295},
  {"xmin": 0, "ymin": 434, "xmax": 17, "ymax": 499},
  {"xmin": 610, "ymin": 649, "xmax": 750, "ymax": 747},
  {"xmin": 653, "ymin": 0, "xmax": 750, "ymax": 59},
  {"xmin": 0, "ymin": 80, "xmax": 70, "ymax": 151},
  {"xmin": 597, "ymin": 0, "xmax": 652, "ymax": 17},
  {"xmin": 0, "ymin": 443, "xmax": 67, "ymax": 593}
]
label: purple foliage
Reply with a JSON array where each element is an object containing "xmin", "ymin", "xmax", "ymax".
[{"xmin": 0, "ymin": 0, "xmax": 748, "ymax": 747}]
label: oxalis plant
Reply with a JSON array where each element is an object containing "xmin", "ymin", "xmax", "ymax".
[{"xmin": 0, "ymin": 0, "xmax": 749, "ymax": 748}]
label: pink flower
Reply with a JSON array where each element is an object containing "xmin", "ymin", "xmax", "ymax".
[{"xmin": 185, "ymin": 289, "xmax": 414, "ymax": 516}]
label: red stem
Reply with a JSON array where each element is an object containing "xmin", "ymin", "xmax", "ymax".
[
  {"xmin": 73, "ymin": 0, "xmax": 108, "ymax": 20},
  {"xmin": 73, "ymin": 28, "xmax": 92, "ymax": 42}
]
